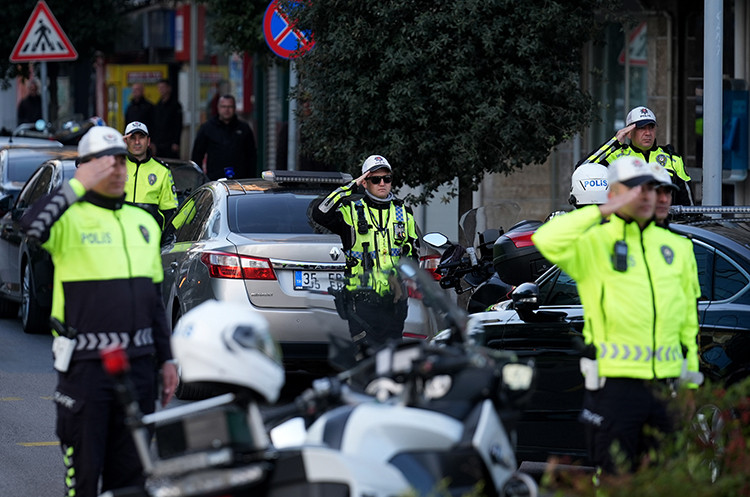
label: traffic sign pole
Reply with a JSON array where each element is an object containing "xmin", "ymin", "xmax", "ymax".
[{"xmin": 40, "ymin": 61, "xmax": 48, "ymax": 123}]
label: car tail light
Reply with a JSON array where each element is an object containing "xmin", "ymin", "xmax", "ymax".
[
  {"xmin": 505, "ymin": 230, "xmax": 536, "ymax": 248},
  {"xmin": 419, "ymin": 254, "xmax": 442, "ymax": 281},
  {"xmin": 200, "ymin": 252, "xmax": 277, "ymax": 280}
]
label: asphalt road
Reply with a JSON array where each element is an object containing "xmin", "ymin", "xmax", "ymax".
[
  {"xmin": 0, "ymin": 316, "xmax": 324, "ymax": 497},
  {"xmin": 0, "ymin": 318, "xmax": 60, "ymax": 496}
]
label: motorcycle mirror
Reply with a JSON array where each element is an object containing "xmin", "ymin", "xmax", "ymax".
[
  {"xmin": 397, "ymin": 259, "xmax": 468, "ymax": 343},
  {"xmin": 423, "ymin": 232, "xmax": 449, "ymax": 248}
]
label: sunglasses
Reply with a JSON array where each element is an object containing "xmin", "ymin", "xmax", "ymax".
[{"xmin": 368, "ymin": 175, "xmax": 392, "ymax": 185}]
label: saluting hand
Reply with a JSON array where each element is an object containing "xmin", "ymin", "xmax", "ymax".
[
  {"xmin": 615, "ymin": 123, "xmax": 637, "ymax": 144},
  {"xmin": 355, "ymin": 170, "xmax": 370, "ymax": 187},
  {"xmin": 74, "ymin": 155, "xmax": 117, "ymax": 191},
  {"xmin": 598, "ymin": 184, "xmax": 645, "ymax": 219}
]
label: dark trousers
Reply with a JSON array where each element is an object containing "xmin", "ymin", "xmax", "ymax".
[
  {"xmin": 581, "ymin": 377, "xmax": 675, "ymax": 474},
  {"xmin": 347, "ymin": 294, "xmax": 408, "ymax": 350},
  {"xmin": 55, "ymin": 356, "xmax": 156, "ymax": 496}
]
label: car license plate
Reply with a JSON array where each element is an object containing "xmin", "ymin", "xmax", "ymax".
[{"xmin": 294, "ymin": 271, "xmax": 345, "ymax": 292}]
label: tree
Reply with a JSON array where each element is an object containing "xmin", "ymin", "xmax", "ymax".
[
  {"xmin": 1, "ymin": 0, "xmax": 124, "ymax": 88},
  {"xmin": 202, "ymin": 0, "xmax": 270, "ymax": 57},
  {"xmin": 281, "ymin": 0, "xmax": 617, "ymax": 204}
]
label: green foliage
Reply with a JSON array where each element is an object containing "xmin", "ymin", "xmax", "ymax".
[
  {"xmin": 1, "ymin": 0, "xmax": 124, "ymax": 88},
  {"xmin": 202, "ymin": 0, "xmax": 272, "ymax": 58},
  {"xmin": 281, "ymin": 0, "xmax": 618, "ymax": 204},
  {"xmin": 542, "ymin": 378, "xmax": 750, "ymax": 497}
]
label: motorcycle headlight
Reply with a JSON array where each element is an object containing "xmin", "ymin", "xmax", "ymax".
[{"xmin": 501, "ymin": 363, "xmax": 534, "ymax": 391}]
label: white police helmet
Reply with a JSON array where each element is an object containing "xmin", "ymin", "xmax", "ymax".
[
  {"xmin": 77, "ymin": 126, "xmax": 127, "ymax": 163},
  {"xmin": 569, "ymin": 163, "xmax": 610, "ymax": 207},
  {"xmin": 171, "ymin": 300, "xmax": 284, "ymax": 404}
]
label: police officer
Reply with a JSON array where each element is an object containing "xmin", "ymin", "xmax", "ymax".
[
  {"xmin": 123, "ymin": 121, "xmax": 179, "ymax": 229},
  {"xmin": 583, "ymin": 106, "xmax": 693, "ymax": 206},
  {"xmin": 22, "ymin": 126, "xmax": 179, "ymax": 496},
  {"xmin": 312, "ymin": 155, "xmax": 419, "ymax": 354},
  {"xmin": 651, "ymin": 162, "xmax": 680, "ymax": 227},
  {"xmin": 532, "ymin": 156, "xmax": 701, "ymax": 475}
]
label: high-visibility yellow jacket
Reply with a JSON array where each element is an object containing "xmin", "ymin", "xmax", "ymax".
[
  {"xmin": 532, "ymin": 205, "xmax": 700, "ymax": 380},
  {"xmin": 125, "ymin": 154, "xmax": 178, "ymax": 229},
  {"xmin": 312, "ymin": 180, "xmax": 418, "ymax": 295},
  {"xmin": 22, "ymin": 178, "xmax": 171, "ymax": 363}
]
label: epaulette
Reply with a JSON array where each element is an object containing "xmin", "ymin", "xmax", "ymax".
[{"xmin": 152, "ymin": 157, "xmax": 171, "ymax": 170}]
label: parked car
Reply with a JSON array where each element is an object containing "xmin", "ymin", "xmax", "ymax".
[
  {"xmin": 0, "ymin": 146, "xmax": 78, "ymax": 216},
  {"xmin": 462, "ymin": 217, "xmax": 750, "ymax": 464},
  {"xmin": 160, "ymin": 170, "xmax": 439, "ymax": 378},
  {"xmin": 0, "ymin": 156, "xmax": 207, "ymax": 333}
]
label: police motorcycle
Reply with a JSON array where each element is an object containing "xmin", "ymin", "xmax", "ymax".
[
  {"xmin": 12, "ymin": 114, "xmax": 98, "ymax": 145},
  {"xmin": 98, "ymin": 300, "xmax": 411, "ymax": 497},
  {"xmin": 267, "ymin": 258, "xmax": 539, "ymax": 497}
]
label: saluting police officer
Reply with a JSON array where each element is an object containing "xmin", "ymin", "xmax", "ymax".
[
  {"xmin": 22, "ymin": 126, "xmax": 178, "ymax": 496},
  {"xmin": 123, "ymin": 121, "xmax": 179, "ymax": 229},
  {"xmin": 312, "ymin": 155, "xmax": 420, "ymax": 355},
  {"xmin": 532, "ymin": 156, "xmax": 701, "ymax": 475},
  {"xmin": 583, "ymin": 106, "xmax": 693, "ymax": 206}
]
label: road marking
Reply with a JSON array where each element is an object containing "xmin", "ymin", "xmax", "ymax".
[
  {"xmin": 1, "ymin": 397, "xmax": 23, "ymax": 401},
  {"xmin": 18, "ymin": 442, "xmax": 59, "ymax": 447}
]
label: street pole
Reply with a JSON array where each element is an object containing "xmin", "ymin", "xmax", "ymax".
[{"xmin": 703, "ymin": 0, "xmax": 723, "ymax": 206}]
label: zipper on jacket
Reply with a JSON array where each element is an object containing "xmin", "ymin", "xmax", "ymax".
[
  {"xmin": 639, "ymin": 226, "xmax": 658, "ymax": 378},
  {"xmin": 114, "ymin": 208, "xmax": 136, "ymax": 332}
]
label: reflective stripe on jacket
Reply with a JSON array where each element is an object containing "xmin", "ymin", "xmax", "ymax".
[
  {"xmin": 587, "ymin": 137, "xmax": 690, "ymax": 182},
  {"xmin": 531, "ymin": 205, "xmax": 700, "ymax": 380}
]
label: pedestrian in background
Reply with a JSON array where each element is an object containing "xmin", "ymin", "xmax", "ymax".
[
  {"xmin": 583, "ymin": 106, "xmax": 693, "ymax": 206},
  {"xmin": 17, "ymin": 78, "xmax": 43, "ymax": 126},
  {"xmin": 151, "ymin": 79, "xmax": 182, "ymax": 159},
  {"xmin": 21, "ymin": 126, "xmax": 178, "ymax": 496},
  {"xmin": 124, "ymin": 83, "xmax": 154, "ymax": 131},
  {"xmin": 191, "ymin": 94, "xmax": 257, "ymax": 180},
  {"xmin": 123, "ymin": 121, "xmax": 178, "ymax": 229},
  {"xmin": 532, "ymin": 156, "xmax": 701, "ymax": 475},
  {"xmin": 312, "ymin": 155, "xmax": 419, "ymax": 356}
]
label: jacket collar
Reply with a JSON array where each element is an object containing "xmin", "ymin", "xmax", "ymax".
[{"xmin": 83, "ymin": 191, "xmax": 126, "ymax": 211}]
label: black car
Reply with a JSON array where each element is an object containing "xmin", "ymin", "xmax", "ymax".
[
  {"xmin": 0, "ymin": 146, "xmax": 77, "ymax": 216},
  {"xmin": 467, "ymin": 218, "xmax": 750, "ymax": 463},
  {"xmin": 0, "ymin": 157, "xmax": 207, "ymax": 333}
]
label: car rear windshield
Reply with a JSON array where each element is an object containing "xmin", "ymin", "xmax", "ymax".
[
  {"xmin": 227, "ymin": 193, "xmax": 327, "ymax": 234},
  {"xmin": 8, "ymin": 153, "xmax": 60, "ymax": 183}
]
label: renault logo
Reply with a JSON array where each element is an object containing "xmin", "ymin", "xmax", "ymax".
[{"xmin": 330, "ymin": 247, "xmax": 341, "ymax": 261}]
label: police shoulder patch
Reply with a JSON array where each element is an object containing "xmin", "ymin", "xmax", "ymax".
[
  {"xmin": 656, "ymin": 154, "xmax": 668, "ymax": 166},
  {"xmin": 148, "ymin": 173, "xmax": 157, "ymax": 186},
  {"xmin": 661, "ymin": 245, "xmax": 674, "ymax": 264}
]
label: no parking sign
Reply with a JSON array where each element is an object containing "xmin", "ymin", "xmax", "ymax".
[{"xmin": 263, "ymin": 0, "xmax": 315, "ymax": 59}]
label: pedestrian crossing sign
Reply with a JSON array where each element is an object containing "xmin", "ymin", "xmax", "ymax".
[{"xmin": 9, "ymin": 1, "xmax": 78, "ymax": 62}]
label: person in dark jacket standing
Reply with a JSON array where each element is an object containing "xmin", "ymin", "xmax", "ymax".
[
  {"xmin": 124, "ymin": 83, "xmax": 154, "ymax": 131},
  {"xmin": 21, "ymin": 126, "xmax": 178, "ymax": 496},
  {"xmin": 191, "ymin": 94, "xmax": 257, "ymax": 180},
  {"xmin": 17, "ymin": 78, "xmax": 43, "ymax": 125},
  {"xmin": 151, "ymin": 79, "xmax": 182, "ymax": 159}
]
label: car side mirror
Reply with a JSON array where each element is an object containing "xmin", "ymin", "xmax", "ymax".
[{"xmin": 512, "ymin": 282, "xmax": 540, "ymax": 321}]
